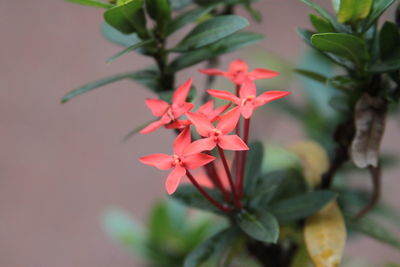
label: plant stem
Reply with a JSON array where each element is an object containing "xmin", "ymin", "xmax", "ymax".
[
  {"xmin": 234, "ymin": 84, "xmax": 241, "ymax": 187},
  {"xmin": 204, "ymin": 161, "xmax": 231, "ymax": 202},
  {"xmin": 217, "ymin": 146, "xmax": 241, "ymax": 208},
  {"xmin": 238, "ymin": 118, "xmax": 251, "ymax": 198},
  {"xmin": 186, "ymin": 170, "xmax": 230, "ymax": 213}
]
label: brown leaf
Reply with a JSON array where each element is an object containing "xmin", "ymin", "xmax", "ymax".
[{"xmin": 351, "ymin": 93, "xmax": 387, "ymax": 168}]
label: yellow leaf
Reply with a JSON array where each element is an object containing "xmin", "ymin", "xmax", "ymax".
[
  {"xmin": 288, "ymin": 141, "xmax": 329, "ymax": 188},
  {"xmin": 304, "ymin": 202, "xmax": 346, "ymax": 267}
]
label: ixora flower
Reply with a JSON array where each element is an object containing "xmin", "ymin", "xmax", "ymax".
[
  {"xmin": 140, "ymin": 79, "xmax": 194, "ymax": 134},
  {"xmin": 208, "ymin": 79, "xmax": 290, "ymax": 119},
  {"xmin": 186, "ymin": 107, "xmax": 249, "ymax": 152},
  {"xmin": 139, "ymin": 127, "xmax": 215, "ymax": 195},
  {"xmin": 199, "ymin": 59, "xmax": 279, "ymax": 85}
]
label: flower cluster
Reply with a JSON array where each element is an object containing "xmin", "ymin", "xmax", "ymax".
[{"xmin": 139, "ymin": 60, "xmax": 290, "ymax": 211}]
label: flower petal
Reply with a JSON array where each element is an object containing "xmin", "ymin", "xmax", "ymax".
[
  {"xmin": 172, "ymin": 78, "xmax": 192, "ymax": 106},
  {"xmin": 165, "ymin": 165, "xmax": 186, "ymax": 195},
  {"xmin": 199, "ymin": 69, "xmax": 227, "ymax": 76},
  {"xmin": 172, "ymin": 102, "xmax": 194, "ymax": 118},
  {"xmin": 256, "ymin": 91, "xmax": 291, "ymax": 106},
  {"xmin": 184, "ymin": 137, "xmax": 217, "ymax": 155},
  {"xmin": 145, "ymin": 99, "xmax": 169, "ymax": 117},
  {"xmin": 184, "ymin": 153, "xmax": 216, "ymax": 169},
  {"xmin": 239, "ymin": 79, "xmax": 256, "ymax": 98},
  {"xmin": 174, "ymin": 127, "xmax": 191, "ymax": 156},
  {"xmin": 241, "ymin": 102, "xmax": 255, "ymax": 119},
  {"xmin": 140, "ymin": 119, "xmax": 168, "ymax": 134},
  {"xmin": 218, "ymin": 135, "xmax": 249, "ymax": 151},
  {"xmin": 198, "ymin": 100, "xmax": 214, "ymax": 116},
  {"xmin": 248, "ymin": 68, "xmax": 279, "ymax": 80},
  {"xmin": 207, "ymin": 89, "xmax": 240, "ymax": 104},
  {"xmin": 217, "ymin": 106, "xmax": 240, "ymax": 135},
  {"xmin": 139, "ymin": 153, "xmax": 173, "ymax": 170},
  {"xmin": 229, "ymin": 59, "xmax": 248, "ymax": 73},
  {"xmin": 186, "ymin": 112, "xmax": 214, "ymax": 137},
  {"xmin": 210, "ymin": 103, "xmax": 231, "ymax": 122}
]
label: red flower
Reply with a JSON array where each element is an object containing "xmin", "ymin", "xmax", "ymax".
[
  {"xmin": 140, "ymin": 79, "xmax": 194, "ymax": 134},
  {"xmin": 186, "ymin": 107, "xmax": 249, "ymax": 153},
  {"xmin": 199, "ymin": 59, "xmax": 279, "ymax": 85},
  {"xmin": 208, "ymin": 79, "xmax": 290, "ymax": 119},
  {"xmin": 139, "ymin": 127, "xmax": 215, "ymax": 194}
]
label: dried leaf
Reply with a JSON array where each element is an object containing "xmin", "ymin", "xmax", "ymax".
[
  {"xmin": 304, "ymin": 202, "xmax": 346, "ymax": 267},
  {"xmin": 288, "ymin": 141, "xmax": 329, "ymax": 188},
  {"xmin": 351, "ymin": 93, "xmax": 387, "ymax": 168}
]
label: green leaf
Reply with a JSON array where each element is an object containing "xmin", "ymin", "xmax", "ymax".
[
  {"xmin": 362, "ymin": 0, "xmax": 396, "ymax": 31},
  {"xmin": 245, "ymin": 4, "xmax": 263, "ymax": 22},
  {"xmin": 368, "ymin": 57, "xmax": 400, "ymax": 73},
  {"xmin": 107, "ymin": 39, "xmax": 155, "ymax": 63},
  {"xmin": 346, "ymin": 215, "xmax": 400, "ymax": 249},
  {"xmin": 170, "ymin": 0, "xmax": 192, "ymax": 10},
  {"xmin": 331, "ymin": 0, "xmax": 340, "ymax": 13},
  {"xmin": 171, "ymin": 185, "xmax": 223, "ymax": 213},
  {"xmin": 294, "ymin": 68, "xmax": 328, "ymax": 83},
  {"xmin": 184, "ymin": 228, "xmax": 239, "ymax": 267},
  {"xmin": 269, "ymin": 191, "xmax": 337, "ymax": 223},
  {"xmin": 245, "ymin": 141, "xmax": 264, "ymax": 183},
  {"xmin": 62, "ymin": 71, "xmax": 138, "ymax": 103},
  {"xmin": 101, "ymin": 22, "xmax": 141, "ymax": 47},
  {"xmin": 173, "ymin": 15, "xmax": 249, "ymax": 52},
  {"xmin": 66, "ymin": 0, "xmax": 113, "ymax": 8},
  {"xmin": 299, "ymin": 0, "xmax": 345, "ymax": 31},
  {"xmin": 122, "ymin": 119, "xmax": 157, "ymax": 142},
  {"xmin": 337, "ymin": 0, "xmax": 373, "ymax": 24},
  {"xmin": 311, "ymin": 33, "xmax": 369, "ymax": 67},
  {"xmin": 269, "ymin": 169, "xmax": 307, "ymax": 203},
  {"xmin": 309, "ymin": 14, "xmax": 336, "ymax": 33},
  {"xmin": 236, "ymin": 210, "xmax": 279, "ymax": 243},
  {"xmin": 166, "ymin": 6, "xmax": 213, "ymax": 36},
  {"xmin": 380, "ymin": 21, "xmax": 400, "ymax": 60},
  {"xmin": 130, "ymin": 68, "xmax": 160, "ymax": 92},
  {"xmin": 104, "ymin": 0, "xmax": 147, "ymax": 36},
  {"xmin": 169, "ymin": 32, "xmax": 263, "ymax": 72},
  {"xmin": 145, "ymin": 0, "xmax": 171, "ymax": 27}
]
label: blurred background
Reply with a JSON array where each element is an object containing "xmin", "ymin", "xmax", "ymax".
[{"xmin": 0, "ymin": 0, "xmax": 399, "ymax": 266}]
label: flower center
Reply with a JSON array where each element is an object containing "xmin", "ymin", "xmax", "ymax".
[
  {"xmin": 242, "ymin": 95, "xmax": 255, "ymax": 106},
  {"xmin": 211, "ymin": 128, "xmax": 222, "ymax": 141},
  {"xmin": 167, "ymin": 107, "xmax": 175, "ymax": 120},
  {"xmin": 172, "ymin": 154, "xmax": 182, "ymax": 166}
]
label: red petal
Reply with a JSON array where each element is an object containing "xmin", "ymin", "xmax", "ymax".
[
  {"xmin": 139, "ymin": 154, "xmax": 173, "ymax": 170},
  {"xmin": 218, "ymin": 135, "xmax": 249, "ymax": 151},
  {"xmin": 248, "ymin": 68, "xmax": 279, "ymax": 80},
  {"xmin": 199, "ymin": 69, "xmax": 227, "ymax": 76},
  {"xmin": 217, "ymin": 106, "xmax": 240, "ymax": 135},
  {"xmin": 186, "ymin": 112, "xmax": 214, "ymax": 137},
  {"xmin": 172, "ymin": 78, "xmax": 192, "ymax": 106},
  {"xmin": 207, "ymin": 89, "xmax": 240, "ymax": 104},
  {"xmin": 184, "ymin": 153, "xmax": 216, "ymax": 169},
  {"xmin": 210, "ymin": 103, "xmax": 231, "ymax": 122},
  {"xmin": 174, "ymin": 127, "xmax": 191, "ymax": 156},
  {"xmin": 229, "ymin": 59, "xmax": 248, "ymax": 73},
  {"xmin": 241, "ymin": 102, "xmax": 255, "ymax": 119},
  {"xmin": 256, "ymin": 91, "xmax": 291, "ymax": 106},
  {"xmin": 140, "ymin": 119, "xmax": 168, "ymax": 134},
  {"xmin": 172, "ymin": 102, "xmax": 194, "ymax": 118},
  {"xmin": 197, "ymin": 100, "xmax": 214, "ymax": 116},
  {"xmin": 239, "ymin": 79, "xmax": 256, "ymax": 98},
  {"xmin": 165, "ymin": 165, "xmax": 186, "ymax": 195},
  {"xmin": 184, "ymin": 137, "xmax": 216, "ymax": 155},
  {"xmin": 145, "ymin": 99, "xmax": 169, "ymax": 117}
]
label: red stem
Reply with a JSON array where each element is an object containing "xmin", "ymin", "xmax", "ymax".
[
  {"xmin": 217, "ymin": 146, "xmax": 241, "ymax": 208},
  {"xmin": 238, "ymin": 118, "xmax": 251, "ymax": 198},
  {"xmin": 186, "ymin": 170, "xmax": 230, "ymax": 213},
  {"xmin": 234, "ymin": 84, "xmax": 241, "ymax": 188},
  {"xmin": 205, "ymin": 161, "xmax": 230, "ymax": 202}
]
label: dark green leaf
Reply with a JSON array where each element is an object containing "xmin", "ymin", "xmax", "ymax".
[
  {"xmin": 166, "ymin": 6, "xmax": 213, "ymax": 36},
  {"xmin": 146, "ymin": 0, "xmax": 171, "ymax": 26},
  {"xmin": 104, "ymin": 0, "xmax": 147, "ymax": 36},
  {"xmin": 236, "ymin": 210, "xmax": 279, "ymax": 243},
  {"xmin": 269, "ymin": 191, "xmax": 337, "ymax": 223},
  {"xmin": 245, "ymin": 4, "xmax": 262, "ymax": 22},
  {"xmin": 368, "ymin": 57, "xmax": 400, "ymax": 73},
  {"xmin": 380, "ymin": 21, "xmax": 400, "ymax": 60},
  {"xmin": 327, "ymin": 75, "xmax": 360, "ymax": 90},
  {"xmin": 311, "ymin": 33, "xmax": 369, "ymax": 67},
  {"xmin": 101, "ymin": 22, "xmax": 141, "ymax": 47},
  {"xmin": 269, "ymin": 169, "xmax": 307, "ymax": 203},
  {"xmin": 245, "ymin": 141, "xmax": 264, "ymax": 183},
  {"xmin": 337, "ymin": 0, "xmax": 373, "ymax": 24},
  {"xmin": 66, "ymin": 0, "xmax": 113, "ymax": 8},
  {"xmin": 299, "ymin": 0, "xmax": 345, "ymax": 31},
  {"xmin": 309, "ymin": 14, "xmax": 335, "ymax": 33},
  {"xmin": 171, "ymin": 185, "xmax": 223, "ymax": 213},
  {"xmin": 362, "ymin": 0, "xmax": 396, "ymax": 31},
  {"xmin": 170, "ymin": 0, "xmax": 192, "ymax": 10},
  {"xmin": 173, "ymin": 15, "xmax": 249, "ymax": 52},
  {"xmin": 247, "ymin": 171, "xmax": 287, "ymax": 207},
  {"xmin": 184, "ymin": 228, "xmax": 239, "ymax": 267},
  {"xmin": 107, "ymin": 39, "xmax": 155, "ymax": 63},
  {"xmin": 294, "ymin": 68, "xmax": 328, "ymax": 83},
  {"xmin": 346, "ymin": 215, "xmax": 400, "ymax": 249},
  {"xmin": 130, "ymin": 68, "xmax": 160, "ymax": 92},
  {"xmin": 169, "ymin": 32, "xmax": 263, "ymax": 72}
]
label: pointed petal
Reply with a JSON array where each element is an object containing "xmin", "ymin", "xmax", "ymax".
[
  {"xmin": 174, "ymin": 127, "xmax": 191, "ymax": 155},
  {"xmin": 229, "ymin": 59, "xmax": 248, "ymax": 73},
  {"xmin": 184, "ymin": 153, "xmax": 216, "ymax": 169},
  {"xmin": 145, "ymin": 99, "xmax": 169, "ymax": 117},
  {"xmin": 172, "ymin": 78, "xmax": 192, "ymax": 105},
  {"xmin": 139, "ymin": 154, "xmax": 173, "ymax": 170},
  {"xmin": 198, "ymin": 100, "xmax": 214, "ymax": 116},
  {"xmin": 199, "ymin": 69, "xmax": 227, "ymax": 76},
  {"xmin": 172, "ymin": 102, "xmax": 194, "ymax": 118},
  {"xmin": 217, "ymin": 106, "xmax": 240, "ymax": 134},
  {"xmin": 210, "ymin": 103, "xmax": 231, "ymax": 122},
  {"xmin": 186, "ymin": 112, "xmax": 214, "ymax": 137},
  {"xmin": 239, "ymin": 79, "xmax": 256, "ymax": 98},
  {"xmin": 140, "ymin": 119, "xmax": 168, "ymax": 134},
  {"xmin": 218, "ymin": 135, "xmax": 249, "ymax": 151},
  {"xmin": 248, "ymin": 68, "xmax": 279, "ymax": 80},
  {"xmin": 184, "ymin": 137, "xmax": 217, "ymax": 155},
  {"xmin": 207, "ymin": 89, "xmax": 240, "ymax": 104},
  {"xmin": 256, "ymin": 91, "xmax": 291, "ymax": 106},
  {"xmin": 165, "ymin": 165, "xmax": 186, "ymax": 194},
  {"xmin": 241, "ymin": 102, "xmax": 255, "ymax": 119}
]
